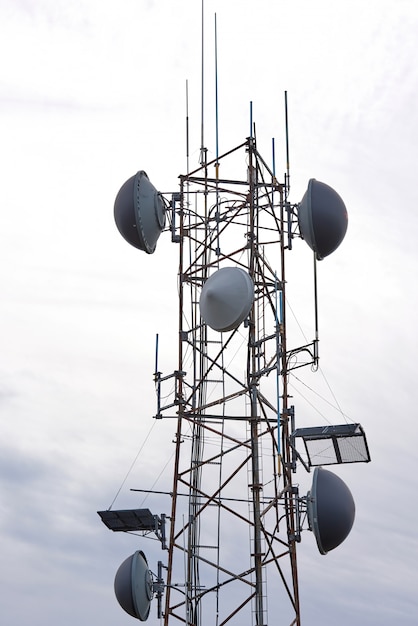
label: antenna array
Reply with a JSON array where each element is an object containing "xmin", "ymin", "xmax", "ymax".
[{"xmin": 99, "ymin": 6, "xmax": 370, "ymax": 626}]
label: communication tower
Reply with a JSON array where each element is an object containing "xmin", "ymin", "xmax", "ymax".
[{"xmin": 98, "ymin": 13, "xmax": 370, "ymax": 626}]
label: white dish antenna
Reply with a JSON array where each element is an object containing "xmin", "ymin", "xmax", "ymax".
[{"xmin": 199, "ymin": 267, "xmax": 254, "ymax": 332}]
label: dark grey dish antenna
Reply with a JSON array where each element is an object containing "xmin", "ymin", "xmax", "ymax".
[
  {"xmin": 114, "ymin": 550, "xmax": 153, "ymax": 621},
  {"xmin": 298, "ymin": 179, "xmax": 348, "ymax": 260},
  {"xmin": 307, "ymin": 467, "xmax": 355, "ymax": 555},
  {"xmin": 114, "ymin": 170, "xmax": 165, "ymax": 254}
]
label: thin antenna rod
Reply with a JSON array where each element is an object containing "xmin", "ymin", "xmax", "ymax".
[
  {"xmin": 214, "ymin": 13, "xmax": 219, "ymax": 175},
  {"xmin": 214, "ymin": 12, "xmax": 221, "ymax": 258},
  {"xmin": 272, "ymin": 141, "xmax": 282, "ymax": 474},
  {"xmin": 200, "ymin": 0, "xmax": 205, "ymax": 164},
  {"xmin": 313, "ymin": 253, "xmax": 319, "ymax": 367},
  {"xmin": 284, "ymin": 90, "xmax": 290, "ymax": 198},
  {"xmin": 155, "ymin": 333, "xmax": 159, "ymax": 374},
  {"xmin": 275, "ymin": 273, "xmax": 282, "ymax": 476},
  {"xmin": 186, "ymin": 80, "xmax": 190, "ymax": 173}
]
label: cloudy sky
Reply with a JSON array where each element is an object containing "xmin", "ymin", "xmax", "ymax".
[{"xmin": 1, "ymin": 0, "xmax": 418, "ymax": 624}]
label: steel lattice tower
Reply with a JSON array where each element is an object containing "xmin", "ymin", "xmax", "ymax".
[{"xmin": 156, "ymin": 136, "xmax": 301, "ymax": 626}]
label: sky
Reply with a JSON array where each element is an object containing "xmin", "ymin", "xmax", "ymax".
[{"xmin": 1, "ymin": 0, "xmax": 418, "ymax": 624}]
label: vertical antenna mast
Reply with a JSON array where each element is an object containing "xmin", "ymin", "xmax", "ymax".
[
  {"xmin": 214, "ymin": 12, "xmax": 219, "ymax": 178},
  {"xmin": 284, "ymin": 90, "xmax": 290, "ymax": 200},
  {"xmin": 214, "ymin": 12, "xmax": 221, "ymax": 256},
  {"xmin": 186, "ymin": 80, "xmax": 190, "ymax": 174},
  {"xmin": 199, "ymin": 0, "xmax": 206, "ymax": 165},
  {"xmin": 313, "ymin": 253, "xmax": 320, "ymax": 367}
]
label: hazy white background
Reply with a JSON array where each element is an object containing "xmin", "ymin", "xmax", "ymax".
[{"xmin": 1, "ymin": 1, "xmax": 417, "ymax": 624}]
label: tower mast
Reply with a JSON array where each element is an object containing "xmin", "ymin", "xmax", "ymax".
[
  {"xmin": 104, "ymin": 15, "xmax": 370, "ymax": 626},
  {"xmin": 161, "ymin": 134, "xmax": 301, "ymax": 625}
]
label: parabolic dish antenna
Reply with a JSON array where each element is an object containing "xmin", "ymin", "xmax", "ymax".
[
  {"xmin": 199, "ymin": 267, "xmax": 254, "ymax": 332},
  {"xmin": 114, "ymin": 170, "xmax": 165, "ymax": 254},
  {"xmin": 114, "ymin": 550, "xmax": 153, "ymax": 621},
  {"xmin": 307, "ymin": 467, "xmax": 355, "ymax": 555},
  {"xmin": 298, "ymin": 179, "xmax": 348, "ymax": 260}
]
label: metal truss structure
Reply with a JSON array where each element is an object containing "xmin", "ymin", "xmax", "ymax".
[{"xmin": 154, "ymin": 136, "xmax": 303, "ymax": 626}]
